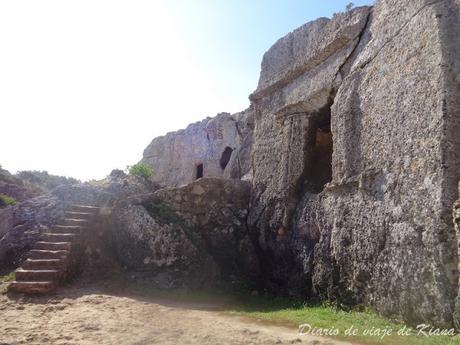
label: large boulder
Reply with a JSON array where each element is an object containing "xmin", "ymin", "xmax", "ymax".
[
  {"xmin": 0, "ymin": 194, "xmax": 65, "ymax": 270},
  {"xmin": 112, "ymin": 178, "xmax": 260, "ymax": 288},
  {"xmin": 112, "ymin": 199, "xmax": 218, "ymax": 288}
]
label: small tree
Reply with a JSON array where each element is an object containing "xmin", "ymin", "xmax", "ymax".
[
  {"xmin": 346, "ymin": 2, "xmax": 355, "ymax": 11},
  {"xmin": 127, "ymin": 163, "xmax": 153, "ymax": 179}
]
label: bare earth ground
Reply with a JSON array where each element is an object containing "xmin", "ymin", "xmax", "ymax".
[{"xmin": 0, "ymin": 280, "xmax": 355, "ymax": 345}]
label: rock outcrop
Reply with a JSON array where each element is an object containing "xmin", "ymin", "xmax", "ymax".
[
  {"xmin": 248, "ymin": 0, "xmax": 460, "ymax": 328},
  {"xmin": 3, "ymin": 0, "xmax": 458, "ymax": 331},
  {"xmin": 0, "ymin": 194, "xmax": 67, "ymax": 270},
  {"xmin": 0, "ymin": 167, "xmax": 42, "ymax": 203},
  {"xmin": 0, "ymin": 174, "xmax": 159, "ymax": 271},
  {"xmin": 142, "ymin": 110, "xmax": 254, "ymax": 187},
  {"xmin": 138, "ymin": 0, "xmax": 460, "ymax": 328},
  {"xmin": 112, "ymin": 178, "xmax": 260, "ymax": 288},
  {"xmin": 0, "ymin": 167, "xmax": 81, "ymax": 205}
]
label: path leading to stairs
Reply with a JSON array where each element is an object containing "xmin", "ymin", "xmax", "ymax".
[{"xmin": 0, "ymin": 282, "xmax": 355, "ymax": 345}]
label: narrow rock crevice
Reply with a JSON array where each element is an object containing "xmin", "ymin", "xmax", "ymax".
[
  {"xmin": 359, "ymin": 0, "xmax": 448, "ymax": 70},
  {"xmin": 335, "ymin": 9, "xmax": 373, "ymax": 82}
]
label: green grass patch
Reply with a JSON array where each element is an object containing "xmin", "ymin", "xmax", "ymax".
[
  {"xmin": 122, "ymin": 280, "xmax": 460, "ymax": 345},
  {"xmin": 225, "ymin": 295, "xmax": 460, "ymax": 345},
  {"xmin": 0, "ymin": 272, "xmax": 15, "ymax": 294},
  {"xmin": 0, "ymin": 193, "xmax": 17, "ymax": 207},
  {"xmin": 0, "ymin": 271, "xmax": 15, "ymax": 283}
]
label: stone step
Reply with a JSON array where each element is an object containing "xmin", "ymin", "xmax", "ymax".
[
  {"xmin": 71, "ymin": 205, "xmax": 100, "ymax": 214},
  {"xmin": 34, "ymin": 241, "xmax": 72, "ymax": 251},
  {"xmin": 15, "ymin": 269, "xmax": 61, "ymax": 282},
  {"xmin": 28, "ymin": 249, "xmax": 69, "ymax": 260},
  {"xmin": 41, "ymin": 233, "xmax": 77, "ymax": 243},
  {"xmin": 8, "ymin": 281, "xmax": 56, "ymax": 294},
  {"xmin": 22, "ymin": 258, "xmax": 66, "ymax": 270},
  {"xmin": 65, "ymin": 211, "xmax": 94, "ymax": 220},
  {"xmin": 59, "ymin": 218, "xmax": 88, "ymax": 227},
  {"xmin": 51, "ymin": 225, "xmax": 84, "ymax": 234}
]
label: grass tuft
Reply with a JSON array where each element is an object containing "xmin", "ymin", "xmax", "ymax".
[
  {"xmin": 0, "ymin": 193, "xmax": 17, "ymax": 207},
  {"xmin": 0, "ymin": 271, "xmax": 15, "ymax": 283}
]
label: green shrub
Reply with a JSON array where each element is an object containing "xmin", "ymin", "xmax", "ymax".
[
  {"xmin": 16, "ymin": 170, "xmax": 79, "ymax": 191},
  {"xmin": 128, "ymin": 163, "xmax": 153, "ymax": 179},
  {"xmin": 0, "ymin": 194, "xmax": 17, "ymax": 207}
]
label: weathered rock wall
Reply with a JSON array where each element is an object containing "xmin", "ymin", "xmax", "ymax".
[
  {"xmin": 111, "ymin": 178, "xmax": 260, "ymax": 288},
  {"xmin": 135, "ymin": 0, "xmax": 460, "ymax": 328},
  {"xmin": 454, "ymin": 183, "xmax": 460, "ymax": 328},
  {"xmin": 248, "ymin": 5, "xmax": 371, "ymax": 295},
  {"xmin": 142, "ymin": 110, "xmax": 254, "ymax": 187},
  {"xmin": 248, "ymin": 0, "xmax": 460, "ymax": 328}
]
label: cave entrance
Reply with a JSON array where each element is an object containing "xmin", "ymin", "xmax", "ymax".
[
  {"xmin": 304, "ymin": 107, "xmax": 333, "ymax": 194},
  {"xmin": 196, "ymin": 163, "xmax": 203, "ymax": 179},
  {"xmin": 220, "ymin": 147, "xmax": 233, "ymax": 170}
]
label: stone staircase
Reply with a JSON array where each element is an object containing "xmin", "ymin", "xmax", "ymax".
[{"xmin": 8, "ymin": 205, "xmax": 101, "ymax": 294}]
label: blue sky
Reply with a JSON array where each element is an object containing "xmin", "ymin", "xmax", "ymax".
[
  {"xmin": 162, "ymin": 0, "xmax": 373, "ymax": 112},
  {"xmin": 0, "ymin": 0, "xmax": 374, "ymax": 180},
  {"xmin": 169, "ymin": 0, "xmax": 374, "ymax": 110}
]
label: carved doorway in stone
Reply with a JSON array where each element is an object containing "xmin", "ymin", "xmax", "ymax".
[{"xmin": 196, "ymin": 163, "xmax": 204, "ymax": 179}]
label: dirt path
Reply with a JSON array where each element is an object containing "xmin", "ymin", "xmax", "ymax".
[{"xmin": 0, "ymin": 282, "xmax": 355, "ymax": 345}]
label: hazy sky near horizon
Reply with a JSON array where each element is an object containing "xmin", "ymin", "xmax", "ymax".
[{"xmin": 0, "ymin": 0, "xmax": 373, "ymax": 181}]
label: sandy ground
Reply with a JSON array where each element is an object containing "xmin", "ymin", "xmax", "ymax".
[{"xmin": 0, "ymin": 281, "xmax": 355, "ymax": 345}]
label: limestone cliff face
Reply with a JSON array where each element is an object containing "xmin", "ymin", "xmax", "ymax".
[
  {"xmin": 141, "ymin": 0, "xmax": 460, "ymax": 327},
  {"xmin": 142, "ymin": 110, "xmax": 254, "ymax": 187},
  {"xmin": 249, "ymin": 0, "xmax": 460, "ymax": 327}
]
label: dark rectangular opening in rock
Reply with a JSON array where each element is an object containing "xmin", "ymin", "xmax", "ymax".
[
  {"xmin": 220, "ymin": 147, "xmax": 233, "ymax": 170},
  {"xmin": 196, "ymin": 163, "xmax": 204, "ymax": 179},
  {"xmin": 304, "ymin": 106, "xmax": 333, "ymax": 194}
]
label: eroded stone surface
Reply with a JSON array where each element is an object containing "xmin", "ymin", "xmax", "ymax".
[
  {"xmin": 131, "ymin": 0, "xmax": 460, "ymax": 328},
  {"xmin": 251, "ymin": 7, "xmax": 370, "ymax": 101},
  {"xmin": 246, "ymin": 0, "xmax": 460, "ymax": 328},
  {"xmin": 112, "ymin": 178, "xmax": 260, "ymax": 288},
  {"xmin": 4, "ymin": 0, "xmax": 459, "ymax": 331},
  {"xmin": 0, "ymin": 174, "xmax": 159, "ymax": 271},
  {"xmin": 142, "ymin": 110, "xmax": 254, "ymax": 187},
  {"xmin": 454, "ymin": 183, "xmax": 460, "ymax": 329}
]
